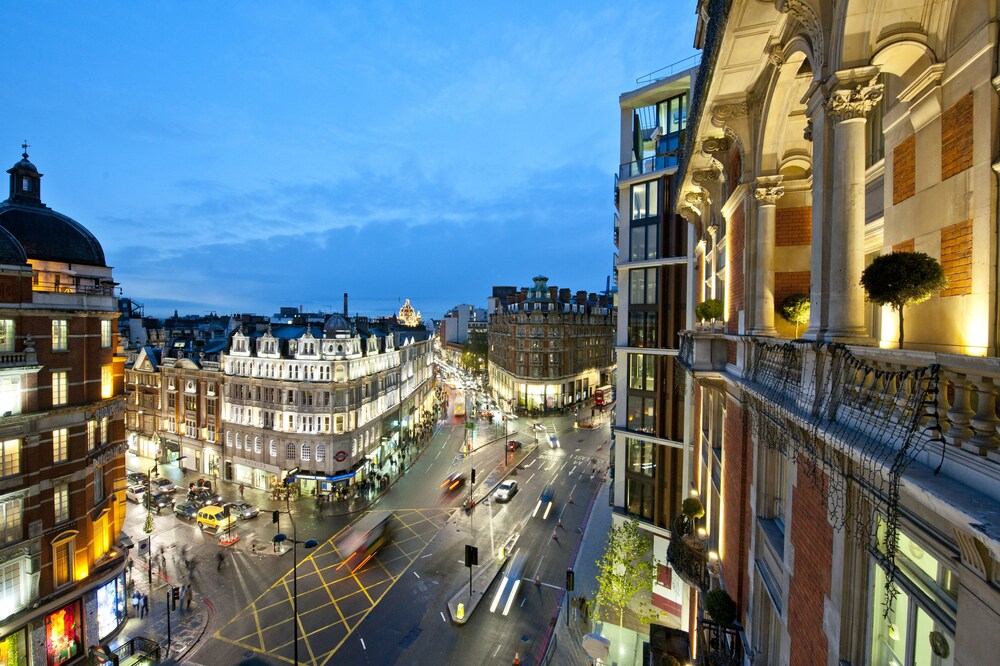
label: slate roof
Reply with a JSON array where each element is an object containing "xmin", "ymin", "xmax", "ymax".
[{"xmin": 0, "ymin": 202, "xmax": 107, "ymax": 266}]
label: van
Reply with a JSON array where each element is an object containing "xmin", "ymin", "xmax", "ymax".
[{"xmin": 196, "ymin": 505, "xmax": 235, "ymax": 532}]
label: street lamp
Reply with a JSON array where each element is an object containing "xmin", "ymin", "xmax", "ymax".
[{"xmin": 272, "ymin": 531, "xmax": 318, "ymax": 666}]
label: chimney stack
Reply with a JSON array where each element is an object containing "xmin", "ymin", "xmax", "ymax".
[{"xmin": 344, "ymin": 293, "xmax": 349, "ymax": 317}]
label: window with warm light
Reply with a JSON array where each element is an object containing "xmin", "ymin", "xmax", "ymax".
[
  {"xmin": 51, "ymin": 319, "xmax": 68, "ymax": 351},
  {"xmin": 54, "ymin": 482, "xmax": 70, "ymax": 523},
  {"xmin": 0, "ymin": 439, "xmax": 19, "ymax": 478},
  {"xmin": 0, "ymin": 320, "xmax": 14, "ymax": 353},
  {"xmin": 1, "ymin": 496, "xmax": 23, "ymax": 544},
  {"xmin": 100, "ymin": 417, "xmax": 108, "ymax": 444},
  {"xmin": 101, "ymin": 365, "xmax": 113, "ymax": 399},
  {"xmin": 52, "ymin": 429, "xmax": 68, "ymax": 463},
  {"xmin": 51, "ymin": 371, "xmax": 67, "ymax": 406},
  {"xmin": 52, "ymin": 535, "xmax": 75, "ymax": 588},
  {"xmin": 100, "ymin": 320, "xmax": 113, "ymax": 348},
  {"xmin": 87, "ymin": 420, "xmax": 96, "ymax": 450}
]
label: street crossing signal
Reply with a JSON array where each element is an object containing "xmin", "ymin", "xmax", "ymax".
[
  {"xmin": 471, "ymin": 468, "xmax": 477, "ymax": 485},
  {"xmin": 566, "ymin": 568, "xmax": 575, "ymax": 592},
  {"xmin": 465, "ymin": 544, "xmax": 479, "ymax": 567},
  {"xmin": 272, "ymin": 510, "xmax": 279, "ymax": 524}
]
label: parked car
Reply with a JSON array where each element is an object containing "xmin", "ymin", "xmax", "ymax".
[
  {"xmin": 225, "ymin": 500, "xmax": 259, "ymax": 520},
  {"xmin": 125, "ymin": 485, "xmax": 147, "ymax": 503},
  {"xmin": 494, "ymin": 480, "xmax": 518, "ymax": 503},
  {"xmin": 187, "ymin": 489, "xmax": 222, "ymax": 507},
  {"xmin": 153, "ymin": 477, "xmax": 176, "ymax": 494},
  {"xmin": 145, "ymin": 492, "xmax": 173, "ymax": 513},
  {"xmin": 126, "ymin": 472, "xmax": 148, "ymax": 486},
  {"xmin": 506, "ymin": 440, "xmax": 523, "ymax": 452},
  {"xmin": 173, "ymin": 501, "xmax": 199, "ymax": 520}
]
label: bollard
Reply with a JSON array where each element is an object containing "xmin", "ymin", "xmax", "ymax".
[{"xmin": 457, "ymin": 603, "xmax": 465, "ymax": 620}]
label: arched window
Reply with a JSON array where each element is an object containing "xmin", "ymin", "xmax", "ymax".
[
  {"xmin": 235, "ymin": 434, "xmax": 242, "ymax": 450},
  {"xmin": 269, "ymin": 440, "xmax": 277, "ymax": 457},
  {"xmin": 286, "ymin": 443, "xmax": 295, "ymax": 460},
  {"xmin": 226, "ymin": 432, "xmax": 233, "ymax": 448},
  {"xmin": 254, "ymin": 437, "xmax": 262, "ymax": 454},
  {"xmin": 301, "ymin": 443, "xmax": 311, "ymax": 461},
  {"xmin": 315, "ymin": 444, "xmax": 325, "ymax": 462}
]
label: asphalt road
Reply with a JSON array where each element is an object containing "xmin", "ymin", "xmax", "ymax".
[{"xmin": 126, "ymin": 390, "xmax": 611, "ymax": 665}]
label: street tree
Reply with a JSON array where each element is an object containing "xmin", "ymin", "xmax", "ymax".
[
  {"xmin": 595, "ymin": 518, "xmax": 659, "ymax": 645},
  {"xmin": 860, "ymin": 251, "xmax": 947, "ymax": 349}
]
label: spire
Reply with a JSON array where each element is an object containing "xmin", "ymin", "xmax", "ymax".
[{"xmin": 7, "ymin": 143, "xmax": 42, "ymax": 205}]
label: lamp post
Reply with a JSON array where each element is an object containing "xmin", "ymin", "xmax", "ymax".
[{"xmin": 273, "ymin": 529, "xmax": 317, "ymax": 665}]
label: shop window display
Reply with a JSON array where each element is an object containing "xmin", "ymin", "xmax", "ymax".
[{"xmin": 45, "ymin": 600, "xmax": 82, "ymax": 666}]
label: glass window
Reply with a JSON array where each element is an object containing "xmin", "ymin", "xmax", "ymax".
[
  {"xmin": 301, "ymin": 443, "xmax": 311, "ymax": 461},
  {"xmin": 52, "ymin": 538, "xmax": 74, "ymax": 588},
  {"xmin": 626, "ymin": 396, "xmax": 656, "ymax": 434},
  {"xmin": 629, "ymin": 268, "xmax": 658, "ymax": 305},
  {"xmin": 628, "ymin": 354, "xmax": 656, "ymax": 391},
  {"xmin": 94, "ymin": 464, "xmax": 104, "ymax": 503},
  {"xmin": 52, "ymin": 429, "xmax": 69, "ymax": 463},
  {"xmin": 0, "ymin": 439, "xmax": 19, "ymax": 477},
  {"xmin": 627, "ymin": 312, "xmax": 658, "ymax": 348},
  {"xmin": 100, "ymin": 320, "xmax": 113, "ymax": 348},
  {"xmin": 316, "ymin": 444, "xmax": 325, "ymax": 462},
  {"xmin": 101, "ymin": 365, "xmax": 113, "ymax": 399},
  {"xmin": 625, "ymin": 477, "xmax": 654, "ymax": 521},
  {"xmin": 269, "ymin": 440, "xmax": 277, "ymax": 457},
  {"xmin": 286, "ymin": 443, "xmax": 295, "ymax": 460},
  {"xmin": 53, "ymin": 482, "xmax": 69, "ymax": 523},
  {"xmin": 87, "ymin": 421, "xmax": 96, "ymax": 450},
  {"xmin": 626, "ymin": 438, "xmax": 655, "ymax": 476},
  {"xmin": 52, "ymin": 371, "xmax": 67, "ymax": 406},
  {"xmin": 51, "ymin": 320, "xmax": 68, "ymax": 351},
  {"xmin": 100, "ymin": 417, "xmax": 108, "ymax": 444},
  {"xmin": 1, "ymin": 496, "xmax": 23, "ymax": 543},
  {"xmin": 0, "ymin": 320, "xmax": 14, "ymax": 352}
]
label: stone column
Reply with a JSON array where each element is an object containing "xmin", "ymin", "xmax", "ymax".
[
  {"xmin": 823, "ymin": 71, "xmax": 883, "ymax": 342},
  {"xmin": 750, "ymin": 175, "xmax": 784, "ymax": 336}
]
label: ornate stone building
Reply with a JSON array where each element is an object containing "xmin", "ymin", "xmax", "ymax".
[
  {"xmin": 488, "ymin": 276, "xmax": 614, "ymax": 413},
  {"xmin": 0, "ymin": 150, "xmax": 129, "ymax": 665},
  {"xmin": 656, "ymin": 2, "xmax": 1000, "ymax": 665}
]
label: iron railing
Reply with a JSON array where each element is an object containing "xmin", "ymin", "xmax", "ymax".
[{"xmin": 635, "ymin": 53, "xmax": 701, "ymax": 86}]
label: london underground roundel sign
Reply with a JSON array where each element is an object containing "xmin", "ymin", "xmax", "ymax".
[{"xmin": 334, "ymin": 450, "xmax": 348, "ymax": 463}]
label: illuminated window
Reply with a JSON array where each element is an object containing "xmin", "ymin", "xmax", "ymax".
[
  {"xmin": 52, "ymin": 429, "xmax": 69, "ymax": 463},
  {"xmin": 0, "ymin": 439, "xmax": 19, "ymax": 477},
  {"xmin": 100, "ymin": 417, "xmax": 108, "ymax": 444},
  {"xmin": 100, "ymin": 320, "xmax": 113, "ymax": 348},
  {"xmin": 0, "ymin": 558, "xmax": 25, "ymax": 618},
  {"xmin": 52, "ymin": 535, "xmax": 75, "ymax": 588},
  {"xmin": 52, "ymin": 371, "xmax": 67, "ymax": 406},
  {"xmin": 269, "ymin": 440, "xmax": 277, "ymax": 457},
  {"xmin": 51, "ymin": 320, "xmax": 68, "ymax": 351},
  {"xmin": 94, "ymin": 464, "xmax": 104, "ymax": 503},
  {"xmin": 87, "ymin": 420, "xmax": 96, "ymax": 450},
  {"xmin": 101, "ymin": 365, "xmax": 113, "ymax": 399},
  {"xmin": 0, "ymin": 320, "xmax": 14, "ymax": 352},
  {"xmin": 1, "ymin": 496, "xmax": 23, "ymax": 543},
  {"xmin": 54, "ymin": 482, "xmax": 70, "ymax": 523}
]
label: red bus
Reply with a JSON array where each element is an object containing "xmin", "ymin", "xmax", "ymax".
[{"xmin": 594, "ymin": 385, "xmax": 615, "ymax": 406}]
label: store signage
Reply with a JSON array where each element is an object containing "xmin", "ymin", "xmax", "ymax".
[
  {"xmin": 90, "ymin": 400, "xmax": 125, "ymax": 421},
  {"xmin": 92, "ymin": 442, "xmax": 129, "ymax": 466}
]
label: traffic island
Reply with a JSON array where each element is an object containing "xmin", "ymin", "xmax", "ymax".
[{"xmin": 447, "ymin": 554, "xmax": 507, "ymax": 624}]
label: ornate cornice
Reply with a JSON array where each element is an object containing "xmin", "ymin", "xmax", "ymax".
[
  {"xmin": 777, "ymin": 0, "xmax": 825, "ymax": 71},
  {"xmin": 701, "ymin": 136, "xmax": 731, "ymax": 156},
  {"xmin": 711, "ymin": 101, "xmax": 750, "ymax": 125},
  {"xmin": 825, "ymin": 80, "xmax": 884, "ymax": 122}
]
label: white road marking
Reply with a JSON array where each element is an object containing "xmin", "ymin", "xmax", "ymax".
[
  {"xmin": 520, "ymin": 597, "xmax": 527, "ymax": 607},
  {"xmin": 526, "ymin": 473, "xmax": 535, "ymax": 485},
  {"xmin": 493, "ymin": 644, "xmax": 502, "ymax": 657},
  {"xmin": 414, "ymin": 572, "xmax": 421, "ymax": 579},
  {"xmin": 440, "ymin": 611, "xmax": 447, "ymax": 622},
  {"xmin": 570, "ymin": 465, "xmax": 578, "ymax": 476},
  {"xmin": 421, "ymin": 553, "xmax": 433, "ymax": 559},
  {"xmin": 361, "ymin": 638, "xmax": 367, "ymax": 650}
]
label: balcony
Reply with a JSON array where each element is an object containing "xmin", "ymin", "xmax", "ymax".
[
  {"xmin": 618, "ymin": 154, "xmax": 678, "ymax": 181},
  {"xmin": 698, "ymin": 619, "xmax": 744, "ymax": 666},
  {"xmin": 0, "ymin": 349, "xmax": 38, "ymax": 368},
  {"xmin": 677, "ymin": 329, "xmax": 728, "ymax": 373}
]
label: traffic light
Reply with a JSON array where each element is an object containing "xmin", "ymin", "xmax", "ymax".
[
  {"xmin": 464, "ymin": 544, "xmax": 478, "ymax": 567},
  {"xmin": 272, "ymin": 510, "xmax": 279, "ymax": 524},
  {"xmin": 566, "ymin": 568, "xmax": 575, "ymax": 592},
  {"xmin": 471, "ymin": 468, "xmax": 476, "ymax": 485}
]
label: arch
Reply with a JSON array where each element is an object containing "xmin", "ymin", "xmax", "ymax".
[
  {"xmin": 758, "ymin": 48, "xmax": 814, "ymax": 177},
  {"xmin": 871, "ymin": 38, "xmax": 936, "ymax": 79}
]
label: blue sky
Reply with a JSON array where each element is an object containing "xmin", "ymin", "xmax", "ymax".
[{"xmin": 1, "ymin": 2, "xmax": 698, "ymax": 319}]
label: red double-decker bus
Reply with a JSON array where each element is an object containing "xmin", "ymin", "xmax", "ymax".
[{"xmin": 594, "ymin": 385, "xmax": 615, "ymax": 406}]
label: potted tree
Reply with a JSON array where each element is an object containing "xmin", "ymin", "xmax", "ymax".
[
  {"xmin": 860, "ymin": 251, "xmax": 947, "ymax": 349},
  {"xmin": 695, "ymin": 299, "xmax": 725, "ymax": 331},
  {"xmin": 705, "ymin": 588, "xmax": 737, "ymax": 627},
  {"xmin": 779, "ymin": 293, "xmax": 810, "ymax": 338}
]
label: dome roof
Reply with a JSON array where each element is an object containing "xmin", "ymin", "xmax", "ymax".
[
  {"xmin": 323, "ymin": 314, "xmax": 351, "ymax": 334},
  {"xmin": 11, "ymin": 156, "xmax": 38, "ymax": 174},
  {"xmin": 0, "ymin": 224, "xmax": 27, "ymax": 266},
  {"xmin": 0, "ymin": 203, "xmax": 107, "ymax": 266}
]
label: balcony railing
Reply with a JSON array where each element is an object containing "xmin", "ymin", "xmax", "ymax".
[
  {"xmin": 699, "ymin": 619, "xmax": 743, "ymax": 666},
  {"xmin": 33, "ymin": 278, "xmax": 116, "ymax": 296},
  {"xmin": 105, "ymin": 636, "xmax": 161, "ymax": 664},
  {"xmin": 635, "ymin": 53, "xmax": 701, "ymax": 86},
  {"xmin": 619, "ymin": 154, "xmax": 679, "ymax": 180},
  {"xmin": 0, "ymin": 350, "xmax": 37, "ymax": 368}
]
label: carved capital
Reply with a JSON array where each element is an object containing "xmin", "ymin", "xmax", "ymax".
[
  {"xmin": 825, "ymin": 81, "xmax": 884, "ymax": 123},
  {"xmin": 767, "ymin": 44, "xmax": 784, "ymax": 68},
  {"xmin": 754, "ymin": 185, "xmax": 785, "ymax": 206},
  {"xmin": 701, "ymin": 136, "xmax": 731, "ymax": 156},
  {"xmin": 692, "ymin": 167, "xmax": 722, "ymax": 185},
  {"xmin": 711, "ymin": 102, "xmax": 749, "ymax": 125}
]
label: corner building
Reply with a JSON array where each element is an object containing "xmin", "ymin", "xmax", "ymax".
[
  {"xmin": 0, "ymin": 152, "xmax": 128, "ymax": 665},
  {"xmin": 667, "ymin": 2, "xmax": 1000, "ymax": 665}
]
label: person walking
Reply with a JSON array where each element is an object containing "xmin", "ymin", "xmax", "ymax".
[
  {"xmin": 216, "ymin": 550, "xmax": 225, "ymax": 571},
  {"xmin": 131, "ymin": 591, "xmax": 140, "ymax": 618},
  {"xmin": 581, "ymin": 595, "xmax": 589, "ymax": 622},
  {"xmin": 141, "ymin": 593, "xmax": 149, "ymax": 619},
  {"xmin": 183, "ymin": 584, "xmax": 193, "ymax": 610},
  {"xmin": 238, "ymin": 483, "xmax": 245, "ymax": 499}
]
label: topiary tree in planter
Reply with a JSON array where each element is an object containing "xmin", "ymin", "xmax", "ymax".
[
  {"xmin": 705, "ymin": 588, "xmax": 737, "ymax": 627},
  {"xmin": 860, "ymin": 251, "xmax": 947, "ymax": 349},
  {"xmin": 779, "ymin": 293, "xmax": 810, "ymax": 338},
  {"xmin": 695, "ymin": 299, "xmax": 725, "ymax": 330},
  {"xmin": 682, "ymin": 497, "xmax": 705, "ymax": 521}
]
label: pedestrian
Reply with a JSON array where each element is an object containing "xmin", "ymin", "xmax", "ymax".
[
  {"xmin": 571, "ymin": 594, "xmax": 579, "ymax": 619},
  {"xmin": 216, "ymin": 550, "xmax": 225, "ymax": 571},
  {"xmin": 183, "ymin": 585, "xmax": 193, "ymax": 610},
  {"xmin": 141, "ymin": 593, "xmax": 149, "ymax": 619},
  {"xmin": 581, "ymin": 595, "xmax": 589, "ymax": 622},
  {"xmin": 131, "ymin": 591, "xmax": 140, "ymax": 618},
  {"xmin": 239, "ymin": 483, "xmax": 245, "ymax": 499}
]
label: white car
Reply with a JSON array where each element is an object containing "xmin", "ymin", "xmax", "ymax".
[
  {"xmin": 494, "ymin": 480, "xmax": 518, "ymax": 503},
  {"xmin": 125, "ymin": 485, "xmax": 148, "ymax": 503},
  {"xmin": 153, "ymin": 477, "xmax": 175, "ymax": 494}
]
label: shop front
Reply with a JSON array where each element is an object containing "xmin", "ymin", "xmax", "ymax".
[
  {"xmin": 45, "ymin": 600, "xmax": 83, "ymax": 666},
  {"xmin": 94, "ymin": 573, "xmax": 127, "ymax": 641},
  {"xmin": 0, "ymin": 628, "xmax": 27, "ymax": 666}
]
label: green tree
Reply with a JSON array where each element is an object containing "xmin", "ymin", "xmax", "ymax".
[
  {"xmin": 860, "ymin": 251, "xmax": 947, "ymax": 349},
  {"xmin": 595, "ymin": 518, "xmax": 659, "ymax": 643},
  {"xmin": 695, "ymin": 299, "xmax": 724, "ymax": 326},
  {"xmin": 460, "ymin": 331, "xmax": 488, "ymax": 375},
  {"xmin": 779, "ymin": 293, "xmax": 810, "ymax": 338}
]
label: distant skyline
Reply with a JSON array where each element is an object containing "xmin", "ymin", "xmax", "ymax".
[{"xmin": 1, "ymin": 2, "xmax": 698, "ymax": 319}]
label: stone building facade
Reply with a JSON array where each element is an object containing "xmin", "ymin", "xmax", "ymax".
[
  {"xmin": 488, "ymin": 276, "xmax": 614, "ymax": 413},
  {"xmin": 659, "ymin": 2, "xmax": 1000, "ymax": 665},
  {"xmin": 0, "ymin": 151, "xmax": 129, "ymax": 665}
]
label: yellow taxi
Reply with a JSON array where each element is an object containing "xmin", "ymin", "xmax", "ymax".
[{"xmin": 196, "ymin": 505, "xmax": 236, "ymax": 532}]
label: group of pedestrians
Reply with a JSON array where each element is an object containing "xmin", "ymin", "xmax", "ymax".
[{"xmin": 571, "ymin": 594, "xmax": 591, "ymax": 624}]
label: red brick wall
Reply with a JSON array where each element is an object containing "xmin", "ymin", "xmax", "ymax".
[
  {"xmin": 727, "ymin": 201, "xmax": 745, "ymax": 334},
  {"xmin": 775, "ymin": 207, "xmax": 811, "ymax": 246},
  {"xmin": 721, "ymin": 398, "xmax": 751, "ymax": 616},
  {"xmin": 940, "ymin": 220, "xmax": 972, "ymax": 296},
  {"xmin": 728, "ymin": 148, "xmax": 742, "ymax": 192},
  {"xmin": 893, "ymin": 135, "xmax": 915, "ymax": 204},
  {"xmin": 892, "ymin": 239, "xmax": 914, "ymax": 253},
  {"xmin": 942, "ymin": 93, "xmax": 974, "ymax": 180},
  {"xmin": 788, "ymin": 460, "xmax": 832, "ymax": 665},
  {"xmin": 775, "ymin": 271, "xmax": 810, "ymax": 309}
]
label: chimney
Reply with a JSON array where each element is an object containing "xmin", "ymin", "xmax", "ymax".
[
  {"xmin": 548, "ymin": 286, "xmax": 558, "ymax": 301},
  {"xmin": 343, "ymin": 293, "xmax": 349, "ymax": 317},
  {"xmin": 559, "ymin": 288, "xmax": 571, "ymax": 303},
  {"xmin": 299, "ymin": 305, "xmax": 303, "ymax": 313},
  {"xmin": 576, "ymin": 290, "xmax": 587, "ymax": 304}
]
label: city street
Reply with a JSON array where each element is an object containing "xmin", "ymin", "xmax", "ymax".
[{"xmin": 122, "ymin": 390, "xmax": 612, "ymax": 665}]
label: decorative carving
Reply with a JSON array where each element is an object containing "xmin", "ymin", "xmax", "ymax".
[
  {"xmin": 685, "ymin": 191, "xmax": 710, "ymax": 207},
  {"xmin": 825, "ymin": 80, "xmax": 884, "ymax": 123},
  {"xmin": 754, "ymin": 185, "xmax": 785, "ymax": 206},
  {"xmin": 701, "ymin": 136, "xmax": 731, "ymax": 156},
  {"xmin": 692, "ymin": 167, "xmax": 722, "ymax": 185},
  {"xmin": 711, "ymin": 101, "xmax": 750, "ymax": 124},
  {"xmin": 778, "ymin": 0, "xmax": 825, "ymax": 71},
  {"xmin": 767, "ymin": 44, "xmax": 784, "ymax": 68},
  {"xmin": 679, "ymin": 206, "xmax": 701, "ymax": 226},
  {"xmin": 803, "ymin": 118, "xmax": 814, "ymax": 142}
]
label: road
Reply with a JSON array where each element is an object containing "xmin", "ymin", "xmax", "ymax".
[{"xmin": 125, "ymin": 389, "xmax": 611, "ymax": 665}]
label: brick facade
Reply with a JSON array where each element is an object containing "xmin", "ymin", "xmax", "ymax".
[
  {"xmin": 728, "ymin": 201, "xmax": 745, "ymax": 334},
  {"xmin": 788, "ymin": 460, "xmax": 833, "ymax": 665},
  {"xmin": 775, "ymin": 206, "xmax": 811, "ymax": 246},
  {"xmin": 892, "ymin": 135, "xmax": 915, "ymax": 204},
  {"xmin": 892, "ymin": 239, "xmax": 914, "ymax": 253},
  {"xmin": 942, "ymin": 93, "xmax": 974, "ymax": 181},
  {"xmin": 722, "ymin": 398, "xmax": 751, "ymax": 614},
  {"xmin": 774, "ymin": 271, "xmax": 810, "ymax": 309},
  {"xmin": 940, "ymin": 220, "xmax": 973, "ymax": 297}
]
